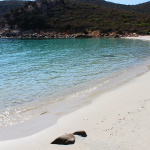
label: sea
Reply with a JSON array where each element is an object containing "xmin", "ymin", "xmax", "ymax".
[{"xmin": 0, "ymin": 38, "xmax": 150, "ymax": 137}]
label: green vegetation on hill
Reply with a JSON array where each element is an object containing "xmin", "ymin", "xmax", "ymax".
[
  {"xmin": 70, "ymin": 0, "xmax": 150, "ymax": 14},
  {"xmin": 0, "ymin": 1, "xmax": 25, "ymax": 16},
  {"xmin": 0, "ymin": 0, "xmax": 150, "ymax": 17},
  {"xmin": 1, "ymin": 0, "xmax": 150, "ymax": 35}
]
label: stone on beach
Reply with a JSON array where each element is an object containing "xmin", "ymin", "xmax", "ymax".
[
  {"xmin": 51, "ymin": 134, "xmax": 75, "ymax": 145},
  {"xmin": 73, "ymin": 131, "xmax": 87, "ymax": 137}
]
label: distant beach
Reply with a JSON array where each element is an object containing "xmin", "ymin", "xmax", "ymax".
[
  {"xmin": 124, "ymin": 35, "xmax": 150, "ymax": 41},
  {"xmin": 0, "ymin": 36, "xmax": 150, "ymax": 150}
]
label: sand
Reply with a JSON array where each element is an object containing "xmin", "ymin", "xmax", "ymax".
[
  {"xmin": 0, "ymin": 36, "xmax": 150, "ymax": 150},
  {"xmin": 124, "ymin": 35, "xmax": 150, "ymax": 41}
]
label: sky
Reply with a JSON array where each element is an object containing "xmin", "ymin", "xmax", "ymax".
[{"xmin": 106, "ymin": 0, "xmax": 149, "ymax": 5}]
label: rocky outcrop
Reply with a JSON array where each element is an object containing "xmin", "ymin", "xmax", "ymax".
[
  {"xmin": 0, "ymin": 27, "xmax": 125, "ymax": 39},
  {"xmin": 74, "ymin": 34, "xmax": 92, "ymax": 38}
]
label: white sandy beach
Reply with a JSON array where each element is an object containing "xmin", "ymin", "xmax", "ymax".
[
  {"xmin": 125, "ymin": 35, "xmax": 150, "ymax": 41},
  {"xmin": 0, "ymin": 36, "xmax": 150, "ymax": 150}
]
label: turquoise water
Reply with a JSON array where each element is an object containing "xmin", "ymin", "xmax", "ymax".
[{"xmin": 0, "ymin": 38, "xmax": 150, "ymax": 128}]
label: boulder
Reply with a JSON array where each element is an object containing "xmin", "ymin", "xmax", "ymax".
[
  {"xmin": 51, "ymin": 134, "xmax": 75, "ymax": 145},
  {"xmin": 73, "ymin": 131, "xmax": 87, "ymax": 137}
]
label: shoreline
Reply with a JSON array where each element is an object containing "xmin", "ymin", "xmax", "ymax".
[
  {"xmin": 0, "ymin": 54, "xmax": 149, "ymax": 141},
  {"xmin": 0, "ymin": 36, "xmax": 150, "ymax": 149},
  {"xmin": 0, "ymin": 34, "xmax": 150, "ymax": 40},
  {"xmin": 0, "ymin": 30, "xmax": 143, "ymax": 39}
]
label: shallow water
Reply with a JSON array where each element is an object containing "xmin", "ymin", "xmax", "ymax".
[{"xmin": 0, "ymin": 38, "xmax": 150, "ymax": 129}]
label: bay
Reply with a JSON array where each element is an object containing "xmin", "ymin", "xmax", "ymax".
[{"xmin": 0, "ymin": 38, "xmax": 150, "ymax": 129}]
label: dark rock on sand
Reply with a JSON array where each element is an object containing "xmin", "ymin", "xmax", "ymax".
[
  {"xmin": 73, "ymin": 131, "xmax": 87, "ymax": 137},
  {"xmin": 51, "ymin": 134, "xmax": 75, "ymax": 145}
]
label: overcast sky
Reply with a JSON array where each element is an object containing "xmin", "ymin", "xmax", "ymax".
[{"xmin": 106, "ymin": 0, "xmax": 149, "ymax": 5}]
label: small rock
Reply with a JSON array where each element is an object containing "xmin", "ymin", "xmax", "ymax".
[
  {"xmin": 73, "ymin": 131, "xmax": 87, "ymax": 137},
  {"xmin": 51, "ymin": 134, "xmax": 75, "ymax": 145}
]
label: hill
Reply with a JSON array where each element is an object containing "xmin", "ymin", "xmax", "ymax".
[
  {"xmin": 69, "ymin": 0, "xmax": 150, "ymax": 14},
  {"xmin": 0, "ymin": 0, "xmax": 150, "ymax": 17},
  {"xmin": 0, "ymin": 0, "xmax": 150, "ymax": 37},
  {"xmin": 135, "ymin": 1, "xmax": 150, "ymax": 14}
]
